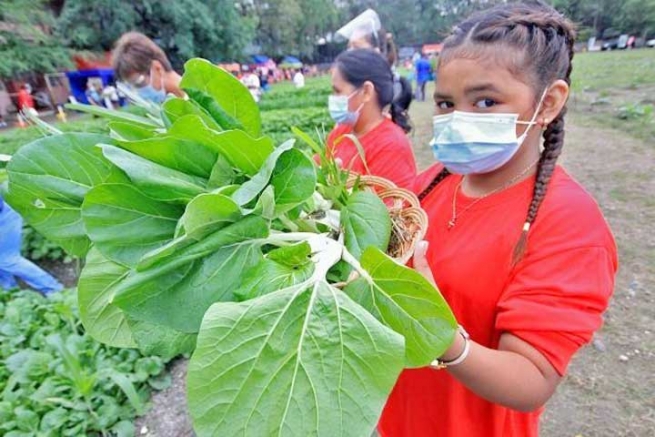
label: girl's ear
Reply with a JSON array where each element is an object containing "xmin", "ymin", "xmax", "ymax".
[
  {"xmin": 361, "ymin": 80, "xmax": 376, "ymax": 104},
  {"xmin": 539, "ymin": 79, "xmax": 569, "ymax": 126}
]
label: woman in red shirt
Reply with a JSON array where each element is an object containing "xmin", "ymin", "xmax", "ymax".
[
  {"xmin": 326, "ymin": 49, "xmax": 417, "ymax": 189},
  {"xmin": 379, "ymin": 2, "xmax": 617, "ymax": 437}
]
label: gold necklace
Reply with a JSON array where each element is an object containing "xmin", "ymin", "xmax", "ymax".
[{"xmin": 448, "ymin": 159, "xmax": 539, "ymax": 229}]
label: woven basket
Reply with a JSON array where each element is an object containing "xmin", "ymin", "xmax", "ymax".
[{"xmin": 346, "ymin": 175, "xmax": 428, "ymax": 265}]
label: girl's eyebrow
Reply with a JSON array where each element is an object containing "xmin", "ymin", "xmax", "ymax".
[
  {"xmin": 464, "ymin": 83, "xmax": 501, "ymax": 95},
  {"xmin": 433, "ymin": 91, "xmax": 451, "ymax": 100}
]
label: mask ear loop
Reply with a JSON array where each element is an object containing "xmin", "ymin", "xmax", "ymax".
[{"xmin": 516, "ymin": 87, "xmax": 549, "ymax": 145}]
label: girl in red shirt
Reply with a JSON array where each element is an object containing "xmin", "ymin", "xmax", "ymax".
[
  {"xmin": 326, "ymin": 49, "xmax": 417, "ymax": 189},
  {"xmin": 379, "ymin": 2, "xmax": 617, "ymax": 437}
]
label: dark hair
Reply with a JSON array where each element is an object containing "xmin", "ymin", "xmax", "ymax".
[
  {"xmin": 335, "ymin": 49, "xmax": 410, "ymax": 131},
  {"xmin": 417, "ymin": 0, "xmax": 575, "ymax": 265}
]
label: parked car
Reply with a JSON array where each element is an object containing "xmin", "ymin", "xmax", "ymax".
[{"xmin": 647, "ymin": 39, "xmax": 655, "ymax": 48}]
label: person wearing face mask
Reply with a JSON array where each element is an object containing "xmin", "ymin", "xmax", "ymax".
[
  {"xmin": 326, "ymin": 49, "xmax": 417, "ymax": 189},
  {"xmin": 336, "ymin": 9, "xmax": 414, "ymax": 133},
  {"xmin": 111, "ymin": 32, "xmax": 184, "ymax": 103},
  {"xmin": 379, "ymin": 3, "xmax": 617, "ymax": 437}
]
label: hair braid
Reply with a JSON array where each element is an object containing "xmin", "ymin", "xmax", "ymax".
[
  {"xmin": 511, "ymin": 110, "xmax": 566, "ymax": 264},
  {"xmin": 418, "ymin": 168, "xmax": 451, "ymax": 201},
  {"xmin": 511, "ymin": 6, "xmax": 575, "ymax": 265}
]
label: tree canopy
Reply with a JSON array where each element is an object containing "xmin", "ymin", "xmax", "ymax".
[{"xmin": 1, "ymin": 0, "xmax": 654, "ymax": 78}]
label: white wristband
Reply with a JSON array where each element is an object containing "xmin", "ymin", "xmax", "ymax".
[{"xmin": 430, "ymin": 325, "xmax": 471, "ymax": 369}]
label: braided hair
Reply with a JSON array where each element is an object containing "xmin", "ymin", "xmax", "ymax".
[{"xmin": 418, "ymin": 0, "xmax": 576, "ymax": 265}]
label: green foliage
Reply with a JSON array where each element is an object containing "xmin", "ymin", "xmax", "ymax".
[
  {"xmin": 5, "ymin": 58, "xmax": 457, "ymax": 437},
  {"xmin": 551, "ymin": 0, "xmax": 655, "ymax": 39},
  {"xmin": 617, "ymin": 103, "xmax": 654, "ymax": 121},
  {"xmin": 21, "ymin": 225, "xmax": 75, "ymax": 264},
  {"xmin": 56, "ymin": 0, "xmax": 254, "ymax": 68},
  {"xmin": 0, "ymin": 0, "xmax": 73, "ymax": 77},
  {"xmin": 0, "ymin": 289, "xmax": 171, "ymax": 436}
]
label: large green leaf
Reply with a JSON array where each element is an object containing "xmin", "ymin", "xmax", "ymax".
[
  {"xmin": 5, "ymin": 133, "xmax": 116, "ymax": 256},
  {"xmin": 101, "ymin": 144, "xmax": 206, "ymax": 203},
  {"xmin": 207, "ymin": 154, "xmax": 235, "ymax": 189},
  {"xmin": 341, "ymin": 191, "xmax": 392, "ymax": 259},
  {"xmin": 116, "ymin": 134, "xmax": 217, "ymax": 179},
  {"xmin": 108, "ymin": 122, "xmax": 156, "ymax": 141},
  {"xmin": 178, "ymin": 193, "xmax": 242, "ymax": 239},
  {"xmin": 82, "ymin": 183, "xmax": 184, "ymax": 267},
  {"xmin": 234, "ymin": 242, "xmax": 314, "ymax": 301},
  {"xmin": 77, "ymin": 248, "xmax": 136, "ymax": 348},
  {"xmin": 180, "ymin": 58, "xmax": 261, "ymax": 137},
  {"xmin": 270, "ymin": 148, "xmax": 317, "ymax": 214},
  {"xmin": 113, "ymin": 216, "xmax": 269, "ymax": 333},
  {"xmin": 185, "ymin": 88, "xmax": 245, "ymax": 132},
  {"xmin": 162, "ymin": 97, "xmax": 221, "ymax": 131},
  {"xmin": 168, "ymin": 115, "xmax": 273, "ymax": 176},
  {"xmin": 126, "ymin": 318, "xmax": 196, "ymax": 361},
  {"xmin": 232, "ymin": 140, "xmax": 294, "ymax": 206},
  {"xmin": 187, "ymin": 280, "xmax": 405, "ymax": 437},
  {"xmin": 344, "ymin": 247, "xmax": 458, "ymax": 367}
]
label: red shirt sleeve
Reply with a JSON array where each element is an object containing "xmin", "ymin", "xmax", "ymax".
[
  {"xmin": 495, "ymin": 178, "xmax": 618, "ymax": 375},
  {"xmin": 327, "ymin": 120, "xmax": 417, "ymax": 190}
]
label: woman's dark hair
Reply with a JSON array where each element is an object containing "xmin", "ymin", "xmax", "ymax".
[
  {"xmin": 417, "ymin": 0, "xmax": 575, "ymax": 265},
  {"xmin": 335, "ymin": 48, "xmax": 410, "ymax": 131}
]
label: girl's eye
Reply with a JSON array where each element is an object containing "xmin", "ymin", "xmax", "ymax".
[
  {"xmin": 475, "ymin": 98, "xmax": 497, "ymax": 108},
  {"xmin": 436, "ymin": 101, "xmax": 454, "ymax": 110}
]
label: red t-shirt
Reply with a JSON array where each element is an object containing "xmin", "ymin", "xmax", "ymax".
[
  {"xmin": 326, "ymin": 118, "xmax": 417, "ymax": 189},
  {"xmin": 379, "ymin": 164, "xmax": 617, "ymax": 437},
  {"xmin": 17, "ymin": 89, "xmax": 34, "ymax": 110}
]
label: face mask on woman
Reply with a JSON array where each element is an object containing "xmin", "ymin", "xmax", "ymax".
[
  {"xmin": 136, "ymin": 68, "xmax": 167, "ymax": 104},
  {"xmin": 328, "ymin": 90, "xmax": 363, "ymax": 125},
  {"xmin": 430, "ymin": 89, "xmax": 548, "ymax": 175}
]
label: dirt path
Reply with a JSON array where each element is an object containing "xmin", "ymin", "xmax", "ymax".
[{"xmin": 540, "ymin": 112, "xmax": 655, "ymax": 437}]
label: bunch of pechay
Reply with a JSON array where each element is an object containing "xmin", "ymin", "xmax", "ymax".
[{"xmin": 5, "ymin": 59, "xmax": 457, "ymax": 437}]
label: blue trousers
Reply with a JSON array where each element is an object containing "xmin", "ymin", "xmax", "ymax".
[{"xmin": 0, "ymin": 203, "xmax": 63, "ymax": 294}]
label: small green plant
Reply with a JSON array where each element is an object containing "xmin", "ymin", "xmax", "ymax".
[
  {"xmin": 0, "ymin": 290, "xmax": 172, "ymax": 436},
  {"xmin": 21, "ymin": 225, "xmax": 75, "ymax": 264},
  {"xmin": 617, "ymin": 103, "xmax": 654, "ymax": 121}
]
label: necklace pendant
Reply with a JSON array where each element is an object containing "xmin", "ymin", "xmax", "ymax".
[{"xmin": 448, "ymin": 219, "xmax": 456, "ymax": 229}]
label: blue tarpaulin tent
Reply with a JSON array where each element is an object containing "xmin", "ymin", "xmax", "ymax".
[
  {"xmin": 279, "ymin": 56, "xmax": 303, "ymax": 69},
  {"xmin": 251, "ymin": 55, "xmax": 271, "ymax": 65}
]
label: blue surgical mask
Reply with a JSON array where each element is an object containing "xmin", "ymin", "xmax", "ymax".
[
  {"xmin": 136, "ymin": 71, "xmax": 166, "ymax": 104},
  {"xmin": 430, "ymin": 89, "xmax": 547, "ymax": 175},
  {"xmin": 328, "ymin": 90, "xmax": 362, "ymax": 125}
]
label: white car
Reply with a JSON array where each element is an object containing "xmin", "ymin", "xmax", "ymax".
[{"xmin": 647, "ymin": 39, "xmax": 655, "ymax": 47}]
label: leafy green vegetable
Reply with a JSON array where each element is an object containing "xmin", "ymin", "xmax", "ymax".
[
  {"xmin": 341, "ymin": 191, "xmax": 392, "ymax": 259},
  {"xmin": 77, "ymin": 247, "xmax": 135, "ymax": 348},
  {"xmin": 5, "ymin": 57, "xmax": 456, "ymax": 437},
  {"xmin": 0, "ymin": 290, "xmax": 170, "ymax": 436},
  {"xmin": 5, "ymin": 133, "xmax": 117, "ymax": 257},
  {"xmin": 344, "ymin": 247, "xmax": 458, "ymax": 367},
  {"xmin": 82, "ymin": 183, "xmax": 183, "ymax": 267},
  {"xmin": 180, "ymin": 58, "xmax": 262, "ymax": 137}
]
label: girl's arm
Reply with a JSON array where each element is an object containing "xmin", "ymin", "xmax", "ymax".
[{"xmin": 414, "ymin": 242, "xmax": 562, "ymax": 412}]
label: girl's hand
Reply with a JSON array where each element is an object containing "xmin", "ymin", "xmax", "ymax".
[
  {"xmin": 412, "ymin": 240, "xmax": 465, "ymax": 360},
  {"xmin": 413, "ymin": 240, "xmax": 437, "ymax": 286}
]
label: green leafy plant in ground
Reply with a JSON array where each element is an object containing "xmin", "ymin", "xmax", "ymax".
[
  {"xmin": 5, "ymin": 58, "xmax": 457, "ymax": 436},
  {"xmin": 0, "ymin": 290, "xmax": 172, "ymax": 437}
]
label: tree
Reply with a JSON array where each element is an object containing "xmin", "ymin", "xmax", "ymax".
[
  {"xmin": 613, "ymin": 0, "xmax": 655, "ymax": 40},
  {"xmin": 56, "ymin": 0, "xmax": 255, "ymax": 70},
  {"xmin": 0, "ymin": 0, "xmax": 72, "ymax": 77}
]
